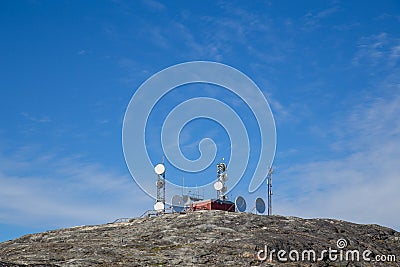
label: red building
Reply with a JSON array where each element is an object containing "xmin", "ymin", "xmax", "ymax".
[{"xmin": 190, "ymin": 199, "xmax": 235, "ymax": 212}]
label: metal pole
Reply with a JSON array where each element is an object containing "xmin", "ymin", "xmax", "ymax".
[
  {"xmin": 267, "ymin": 168, "xmax": 273, "ymax": 216},
  {"xmin": 162, "ymin": 156, "xmax": 165, "ymax": 213}
]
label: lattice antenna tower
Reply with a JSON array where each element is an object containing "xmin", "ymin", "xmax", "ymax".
[
  {"xmin": 154, "ymin": 159, "xmax": 166, "ymax": 213},
  {"xmin": 214, "ymin": 162, "xmax": 228, "ymax": 200}
]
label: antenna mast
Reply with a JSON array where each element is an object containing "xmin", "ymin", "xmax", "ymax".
[
  {"xmin": 267, "ymin": 167, "xmax": 273, "ymax": 215},
  {"xmin": 214, "ymin": 162, "xmax": 228, "ymax": 200},
  {"xmin": 154, "ymin": 159, "xmax": 166, "ymax": 213},
  {"xmin": 162, "ymin": 156, "xmax": 165, "ymax": 211}
]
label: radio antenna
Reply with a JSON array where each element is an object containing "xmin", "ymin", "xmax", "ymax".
[{"xmin": 267, "ymin": 167, "xmax": 273, "ymax": 215}]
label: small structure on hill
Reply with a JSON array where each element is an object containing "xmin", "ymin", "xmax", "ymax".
[{"xmin": 190, "ymin": 198, "xmax": 235, "ymax": 212}]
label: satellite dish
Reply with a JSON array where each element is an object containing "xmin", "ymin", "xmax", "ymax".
[
  {"xmin": 171, "ymin": 195, "xmax": 184, "ymax": 212},
  {"xmin": 235, "ymin": 196, "xmax": 246, "ymax": 212},
  {"xmin": 220, "ymin": 185, "xmax": 227, "ymax": 193},
  {"xmin": 154, "ymin": 201, "xmax": 164, "ymax": 211},
  {"xmin": 214, "ymin": 181, "xmax": 223, "ymax": 191},
  {"xmin": 156, "ymin": 180, "xmax": 164, "ymax": 188},
  {"xmin": 255, "ymin": 197, "xmax": 266, "ymax": 214},
  {"xmin": 154, "ymin": 164, "xmax": 165, "ymax": 175},
  {"xmin": 182, "ymin": 195, "xmax": 190, "ymax": 205}
]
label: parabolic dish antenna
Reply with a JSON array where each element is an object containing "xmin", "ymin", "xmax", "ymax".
[
  {"xmin": 154, "ymin": 201, "xmax": 164, "ymax": 211},
  {"xmin": 214, "ymin": 181, "xmax": 223, "ymax": 191},
  {"xmin": 182, "ymin": 195, "xmax": 190, "ymax": 205},
  {"xmin": 235, "ymin": 196, "xmax": 246, "ymax": 212},
  {"xmin": 255, "ymin": 197, "xmax": 266, "ymax": 214},
  {"xmin": 171, "ymin": 195, "xmax": 184, "ymax": 213},
  {"xmin": 220, "ymin": 173, "xmax": 228, "ymax": 182},
  {"xmin": 220, "ymin": 185, "xmax": 227, "ymax": 194},
  {"xmin": 154, "ymin": 163, "xmax": 165, "ymax": 175}
]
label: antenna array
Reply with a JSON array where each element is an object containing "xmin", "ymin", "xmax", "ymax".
[
  {"xmin": 148, "ymin": 159, "xmax": 273, "ymax": 216},
  {"xmin": 214, "ymin": 162, "xmax": 228, "ymax": 200},
  {"xmin": 154, "ymin": 162, "xmax": 166, "ymax": 213}
]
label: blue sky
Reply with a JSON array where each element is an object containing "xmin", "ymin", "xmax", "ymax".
[{"xmin": 1, "ymin": 0, "xmax": 399, "ymax": 242}]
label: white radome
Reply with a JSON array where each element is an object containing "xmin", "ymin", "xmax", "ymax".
[
  {"xmin": 154, "ymin": 201, "xmax": 164, "ymax": 211},
  {"xmin": 214, "ymin": 181, "xmax": 223, "ymax": 191},
  {"xmin": 154, "ymin": 163, "xmax": 165, "ymax": 175}
]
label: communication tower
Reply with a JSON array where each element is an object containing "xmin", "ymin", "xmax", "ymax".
[
  {"xmin": 267, "ymin": 167, "xmax": 273, "ymax": 216},
  {"xmin": 214, "ymin": 162, "xmax": 228, "ymax": 200},
  {"xmin": 154, "ymin": 162, "xmax": 166, "ymax": 213}
]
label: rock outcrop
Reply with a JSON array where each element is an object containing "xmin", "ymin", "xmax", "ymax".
[{"xmin": 0, "ymin": 210, "xmax": 399, "ymax": 266}]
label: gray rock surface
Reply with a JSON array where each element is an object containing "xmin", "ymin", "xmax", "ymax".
[{"xmin": 0, "ymin": 210, "xmax": 399, "ymax": 266}]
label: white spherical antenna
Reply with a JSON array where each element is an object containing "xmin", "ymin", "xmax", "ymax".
[
  {"xmin": 255, "ymin": 197, "xmax": 266, "ymax": 214},
  {"xmin": 235, "ymin": 196, "xmax": 246, "ymax": 212},
  {"xmin": 171, "ymin": 195, "xmax": 184, "ymax": 212},
  {"xmin": 154, "ymin": 163, "xmax": 165, "ymax": 175},
  {"xmin": 154, "ymin": 201, "xmax": 164, "ymax": 211},
  {"xmin": 214, "ymin": 181, "xmax": 223, "ymax": 191}
]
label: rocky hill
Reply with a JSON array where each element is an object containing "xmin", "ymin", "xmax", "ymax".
[{"xmin": 0, "ymin": 210, "xmax": 399, "ymax": 266}]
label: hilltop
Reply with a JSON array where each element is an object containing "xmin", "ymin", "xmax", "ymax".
[{"xmin": 0, "ymin": 210, "xmax": 399, "ymax": 266}]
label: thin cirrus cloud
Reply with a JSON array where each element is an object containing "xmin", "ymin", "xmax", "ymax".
[
  {"xmin": 302, "ymin": 6, "xmax": 340, "ymax": 29},
  {"xmin": 275, "ymin": 91, "xmax": 400, "ymax": 231},
  {"xmin": 20, "ymin": 112, "xmax": 51, "ymax": 123},
  {"xmin": 264, "ymin": 25, "xmax": 400, "ymax": 230},
  {"xmin": 0, "ymin": 148, "xmax": 150, "ymax": 228},
  {"xmin": 353, "ymin": 32, "xmax": 400, "ymax": 67}
]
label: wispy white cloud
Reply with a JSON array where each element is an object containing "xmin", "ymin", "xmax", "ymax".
[
  {"xmin": 352, "ymin": 33, "xmax": 400, "ymax": 67},
  {"xmin": 375, "ymin": 13, "xmax": 400, "ymax": 22},
  {"xmin": 267, "ymin": 96, "xmax": 290, "ymax": 121},
  {"xmin": 0, "ymin": 147, "xmax": 152, "ymax": 228},
  {"xmin": 275, "ymin": 91, "xmax": 400, "ymax": 230},
  {"xmin": 302, "ymin": 5, "xmax": 340, "ymax": 30},
  {"xmin": 21, "ymin": 112, "xmax": 51, "ymax": 123},
  {"xmin": 128, "ymin": 4, "xmax": 284, "ymax": 63},
  {"xmin": 143, "ymin": 0, "xmax": 165, "ymax": 11},
  {"xmin": 390, "ymin": 45, "xmax": 400, "ymax": 61},
  {"xmin": 77, "ymin": 49, "xmax": 89, "ymax": 56},
  {"xmin": 18, "ymin": 113, "xmax": 52, "ymax": 135}
]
